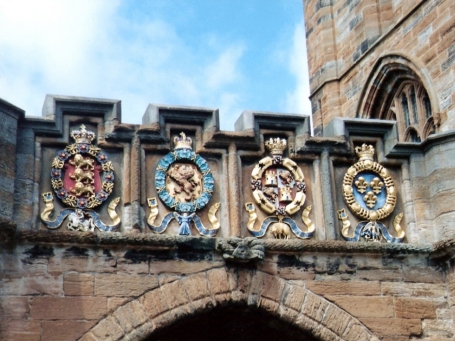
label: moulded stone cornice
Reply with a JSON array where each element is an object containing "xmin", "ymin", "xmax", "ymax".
[
  {"xmin": 0, "ymin": 97, "xmax": 25, "ymax": 120},
  {"xmin": 4, "ymin": 228, "xmax": 436, "ymax": 258},
  {"xmin": 320, "ymin": 117, "xmax": 455, "ymax": 162},
  {"xmin": 235, "ymin": 110, "xmax": 309, "ymax": 136},
  {"xmin": 388, "ymin": 129, "xmax": 455, "ymax": 157},
  {"xmin": 18, "ymin": 95, "xmax": 122, "ymax": 138}
]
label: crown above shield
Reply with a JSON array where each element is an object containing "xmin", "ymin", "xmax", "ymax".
[
  {"xmin": 174, "ymin": 132, "xmax": 192, "ymax": 150},
  {"xmin": 355, "ymin": 144, "xmax": 375, "ymax": 161},
  {"xmin": 265, "ymin": 137, "xmax": 287, "ymax": 155},
  {"xmin": 70, "ymin": 125, "xmax": 96, "ymax": 144}
]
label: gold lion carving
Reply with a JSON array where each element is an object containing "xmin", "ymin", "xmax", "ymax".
[
  {"xmin": 167, "ymin": 164, "xmax": 198, "ymax": 201},
  {"xmin": 70, "ymin": 154, "xmax": 94, "ymax": 170},
  {"xmin": 71, "ymin": 182, "xmax": 95, "ymax": 197}
]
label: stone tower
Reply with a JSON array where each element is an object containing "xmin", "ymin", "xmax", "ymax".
[{"xmin": 304, "ymin": 0, "xmax": 455, "ymax": 139}]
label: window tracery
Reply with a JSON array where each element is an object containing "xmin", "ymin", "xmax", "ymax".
[
  {"xmin": 385, "ymin": 82, "xmax": 434, "ymax": 142},
  {"xmin": 358, "ymin": 55, "xmax": 441, "ymax": 143}
]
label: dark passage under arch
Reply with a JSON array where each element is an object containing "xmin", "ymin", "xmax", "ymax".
[{"xmin": 146, "ymin": 304, "xmax": 318, "ymax": 341}]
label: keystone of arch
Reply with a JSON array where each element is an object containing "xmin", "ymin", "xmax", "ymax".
[{"xmin": 78, "ymin": 269, "xmax": 379, "ymax": 341}]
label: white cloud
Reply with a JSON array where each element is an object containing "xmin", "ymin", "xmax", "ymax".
[
  {"xmin": 204, "ymin": 45, "xmax": 245, "ymax": 90},
  {"xmin": 285, "ymin": 21, "xmax": 311, "ymax": 118},
  {"xmin": 0, "ymin": 0, "xmax": 245, "ymax": 129}
]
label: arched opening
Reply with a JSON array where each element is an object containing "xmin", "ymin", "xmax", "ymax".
[
  {"xmin": 79, "ymin": 270, "xmax": 377, "ymax": 341},
  {"xmin": 146, "ymin": 304, "xmax": 317, "ymax": 341},
  {"xmin": 357, "ymin": 54, "xmax": 440, "ymax": 141}
]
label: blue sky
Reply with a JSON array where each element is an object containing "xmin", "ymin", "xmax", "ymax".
[{"xmin": 0, "ymin": 0, "xmax": 310, "ymax": 130}]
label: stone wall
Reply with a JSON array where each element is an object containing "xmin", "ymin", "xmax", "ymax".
[
  {"xmin": 1, "ymin": 236, "xmax": 451, "ymax": 341},
  {"xmin": 1, "ymin": 95, "xmax": 455, "ymax": 340}
]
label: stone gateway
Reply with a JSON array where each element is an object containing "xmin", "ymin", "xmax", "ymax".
[{"xmin": 2, "ymin": 1, "xmax": 455, "ymax": 340}]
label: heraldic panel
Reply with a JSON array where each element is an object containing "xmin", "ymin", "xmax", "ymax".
[
  {"xmin": 244, "ymin": 137, "xmax": 315, "ymax": 239},
  {"xmin": 40, "ymin": 124, "xmax": 121, "ymax": 232},
  {"xmin": 337, "ymin": 144, "xmax": 405, "ymax": 243},
  {"xmin": 146, "ymin": 132, "xmax": 221, "ymax": 237}
]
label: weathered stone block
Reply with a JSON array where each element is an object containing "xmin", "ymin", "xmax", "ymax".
[
  {"xmin": 123, "ymin": 321, "xmax": 155, "ymax": 341},
  {"xmin": 312, "ymin": 323, "xmax": 341, "ymax": 341},
  {"xmin": 41, "ymin": 321, "xmax": 96, "ymax": 341},
  {"xmin": 360, "ymin": 317, "xmax": 421, "ymax": 336},
  {"xmin": 1, "ymin": 274, "xmax": 63, "ymax": 296},
  {"xmin": 108, "ymin": 297, "xmax": 131, "ymax": 312},
  {"xmin": 403, "ymin": 266, "xmax": 443, "ymax": 283},
  {"xmin": 277, "ymin": 304, "xmax": 299, "ymax": 325},
  {"xmin": 306, "ymin": 280, "xmax": 380, "ymax": 296},
  {"xmin": 261, "ymin": 273, "xmax": 286, "ymax": 302},
  {"xmin": 48, "ymin": 253, "xmax": 117, "ymax": 274},
  {"xmin": 395, "ymin": 297, "xmax": 446, "ymax": 319},
  {"xmin": 160, "ymin": 279, "xmax": 190, "ymax": 310},
  {"xmin": 152, "ymin": 306, "xmax": 191, "ymax": 330},
  {"xmin": 259, "ymin": 297, "xmax": 280, "ymax": 314},
  {"xmin": 207, "ymin": 267, "xmax": 230, "ymax": 299},
  {"xmin": 30, "ymin": 297, "xmax": 108, "ymax": 320},
  {"xmin": 0, "ymin": 321, "xmax": 40, "ymax": 341},
  {"xmin": 141, "ymin": 288, "xmax": 170, "ymax": 318},
  {"xmin": 342, "ymin": 322, "xmax": 374, "ymax": 341},
  {"xmin": 324, "ymin": 296, "xmax": 394, "ymax": 318},
  {"xmin": 278, "ymin": 266, "xmax": 316, "ymax": 280},
  {"xmin": 422, "ymin": 319, "xmax": 454, "ymax": 339},
  {"xmin": 182, "ymin": 272, "xmax": 211, "ymax": 302},
  {"xmin": 95, "ymin": 273, "xmax": 158, "ymax": 296},
  {"xmin": 282, "ymin": 283, "xmax": 307, "ymax": 312},
  {"xmin": 357, "ymin": 268, "xmax": 403, "ymax": 281},
  {"xmin": 381, "ymin": 282, "xmax": 445, "ymax": 297},
  {"xmin": 302, "ymin": 292, "xmax": 330, "ymax": 322},
  {"xmin": 0, "ymin": 296, "xmax": 29, "ymax": 319},
  {"xmin": 190, "ymin": 296, "xmax": 215, "ymax": 313},
  {"xmin": 91, "ymin": 316, "xmax": 124, "ymax": 341},
  {"xmin": 77, "ymin": 332, "xmax": 99, "ymax": 341},
  {"xmin": 321, "ymin": 304, "xmax": 354, "ymax": 336},
  {"xmin": 229, "ymin": 268, "xmax": 252, "ymax": 303},
  {"xmin": 247, "ymin": 271, "xmax": 265, "ymax": 306},
  {"xmin": 64, "ymin": 272, "xmax": 94, "ymax": 296},
  {"xmin": 149, "ymin": 259, "xmax": 223, "ymax": 275},
  {"xmin": 113, "ymin": 300, "xmax": 148, "ymax": 333},
  {"xmin": 295, "ymin": 314, "xmax": 320, "ymax": 337},
  {"xmin": 158, "ymin": 274, "xmax": 181, "ymax": 286}
]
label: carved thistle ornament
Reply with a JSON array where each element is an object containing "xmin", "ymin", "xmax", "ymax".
[
  {"xmin": 245, "ymin": 137, "xmax": 314, "ymax": 239},
  {"xmin": 147, "ymin": 132, "xmax": 220, "ymax": 237},
  {"xmin": 41, "ymin": 125, "xmax": 120, "ymax": 231},
  {"xmin": 338, "ymin": 144, "xmax": 405, "ymax": 242}
]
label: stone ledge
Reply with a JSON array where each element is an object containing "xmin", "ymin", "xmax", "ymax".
[{"xmin": 1, "ymin": 228, "xmax": 440, "ymax": 257}]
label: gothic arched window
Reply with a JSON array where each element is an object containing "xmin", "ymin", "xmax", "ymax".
[{"xmin": 358, "ymin": 55, "xmax": 440, "ymax": 142}]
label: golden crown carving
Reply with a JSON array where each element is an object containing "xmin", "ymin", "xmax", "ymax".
[
  {"xmin": 355, "ymin": 144, "xmax": 375, "ymax": 161},
  {"xmin": 71, "ymin": 125, "xmax": 96, "ymax": 144},
  {"xmin": 174, "ymin": 132, "xmax": 192, "ymax": 150},
  {"xmin": 265, "ymin": 137, "xmax": 287, "ymax": 155}
]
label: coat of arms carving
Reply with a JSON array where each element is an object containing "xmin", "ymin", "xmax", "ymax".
[
  {"xmin": 147, "ymin": 132, "xmax": 220, "ymax": 236},
  {"xmin": 40, "ymin": 125, "xmax": 120, "ymax": 231},
  {"xmin": 245, "ymin": 137, "xmax": 314, "ymax": 239},
  {"xmin": 337, "ymin": 144, "xmax": 405, "ymax": 242}
]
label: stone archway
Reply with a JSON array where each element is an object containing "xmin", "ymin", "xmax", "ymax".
[
  {"xmin": 78, "ymin": 269, "xmax": 378, "ymax": 341},
  {"xmin": 147, "ymin": 304, "xmax": 317, "ymax": 341}
]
